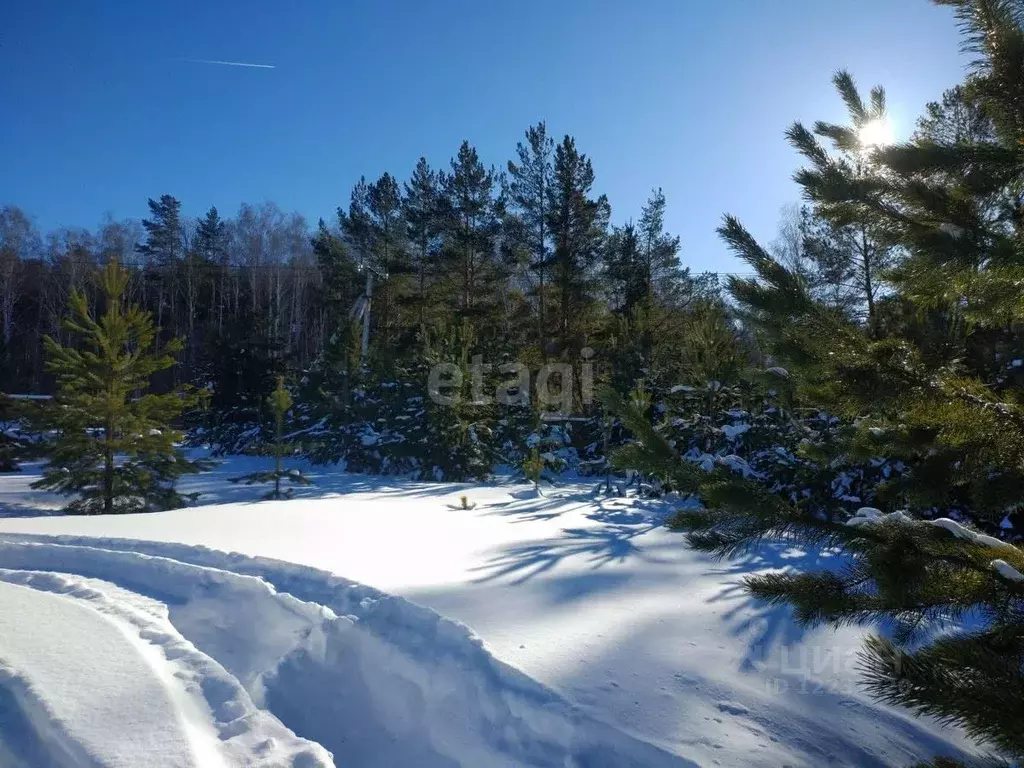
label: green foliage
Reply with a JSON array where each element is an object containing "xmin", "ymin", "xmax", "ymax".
[
  {"xmin": 231, "ymin": 376, "xmax": 311, "ymax": 500},
  {"xmin": 0, "ymin": 394, "xmax": 25, "ymax": 472},
  {"xmin": 0, "ymin": 394, "xmax": 47, "ymax": 472},
  {"xmin": 33, "ymin": 258, "xmax": 206, "ymax": 514},
  {"xmin": 522, "ymin": 447, "xmax": 544, "ymax": 489},
  {"xmin": 417, "ymin": 319, "xmax": 495, "ymax": 481}
]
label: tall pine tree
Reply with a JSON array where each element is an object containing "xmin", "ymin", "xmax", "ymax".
[
  {"xmin": 547, "ymin": 135, "xmax": 609, "ymax": 356},
  {"xmin": 403, "ymin": 158, "xmax": 443, "ymax": 330},
  {"xmin": 507, "ymin": 122, "xmax": 555, "ymax": 350},
  {"xmin": 136, "ymin": 194, "xmax": 184, "ymax": 336},
  {"xmin": 440, "ymin": 141, "xmax": 505, "ymax": 332}
]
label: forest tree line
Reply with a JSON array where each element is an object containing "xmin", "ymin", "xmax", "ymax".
[{"xmin": 1, "ymin": 119, "xmax": 904, "ymax": 400}]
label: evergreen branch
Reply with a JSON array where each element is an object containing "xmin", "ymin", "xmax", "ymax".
[{"xmin": 860, "ymin": 629, "xmax": 1024, "ymax": 754}]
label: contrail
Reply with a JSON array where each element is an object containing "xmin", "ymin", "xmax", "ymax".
[{"xmin": 178, "ymin": 58, "xmax": 275, "ymax": 69}]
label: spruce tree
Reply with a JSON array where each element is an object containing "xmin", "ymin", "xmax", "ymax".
[
  {"xmin": 612, "ymin": 0, "xmax": 1024, "ymax": 760},
  {"xmin": 33, "ymin": 258, "xmax": 205, "ymax": 514}
]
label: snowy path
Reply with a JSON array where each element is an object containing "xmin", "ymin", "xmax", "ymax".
[
  {"xmin": 0, "ymin": 457, "xmax": 979, "ymax": 766},
  {"xmin": 0, "ymin": 571, "xmax": 330, "ymax": 767},
  {"xmin": 0, "ymin": 579, "xmax": 209, "ymax": 768}
]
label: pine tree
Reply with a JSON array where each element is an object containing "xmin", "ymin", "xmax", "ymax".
[
  {"xmin": 507, "ymin": 122, "xmax": 555, "ymax": 350},
  {"xmin": 612, "ymin": 1, "xmax": 1024, "ymax": 760},
  {"xmin": 195, "ymin": 206, "xmax": 230, "ymax": 332},
  {"xmin": 786, "ymin": 73, "xmax": 895, "ymax": 329},
  {"xmin": 204, "ymin": 305, "xmax": 287, "ymax": 454},
  {"xmin": 310, "ymin": 218, "xmax": 360, "ymax": 389},
  {"xmin": 33, "ymin": 258, "xmax": 206, "ymax": 514},
  {"xmin": 403, "ymin": 158, "xmax": 443, "ymax": 330},
  {"xmin": 136, "ymin": 194, "xmax": 185, "ymax": 268},
  {"xmin": 636, "ymin": 188, "xmax": 684, "ymax": 306},
  {"xmin": 369, "ymin": 172, "xmax": 411, "ymax": 347},
  {"xmin": 231, "ymin": 376, "xmax": 311, "ymax": 499},
  {"xmin": 913, "ymin": 84, "xmax": 995, "ymax": 145},
  {"xmin": 341, "ymin": 174, "xmax": 412, "ymax": 355},
  {"xmin": 771, "ymin": 205, "xmax": 864, "ymax": 317},
  {"xmin": 136, "ymin": 194, "xmax": 184, "ymax": 335},
  {"xmin": 417, "ymin": 318, "xmax": 494, "ymax": 481},
  {"xmin": 547, "ymin": 136, "xmax": 610, "ymax": 356},
  {"xmin": 604, "ymin": 222, "xmax": 645, "ymax": 314},
  {"xmin": 440, "ymin": 141, "xmax": 505, "ymax": 329}
]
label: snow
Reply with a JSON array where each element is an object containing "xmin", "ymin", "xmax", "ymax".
[
  {"xmin": 939, "ymin": 222, "xmax": 966, "ymax": 239},
  {"xmin": 0, "ymin": 454, "xmax": 979, "ymax": 767},
  {"xmin": 0, "ymin": 580, "xmax": 202, "ymax": 768},
  {"xmin": 845, "ymin": 510, "xmax": 1024, "ymax": 590},
  {"xmin": 845, "ymin": 507, "xmax": 912, "ymax": 527},
  {"xmin": 719, "ymin": 423, "xmax": 750, "ymax": 440},
  {"xmin": 925, "ymin": 517, "xmax": 1007, "ymax": 549},
  {"xmin": 991, "ymin": 559, "xmax": 1024, "ymax": 582},
  {"xmin": 0, "ymin": 568, "xmax": 329, "ymax": 768}
]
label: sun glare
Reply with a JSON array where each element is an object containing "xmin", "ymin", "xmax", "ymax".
[{"xmin": 858, "ymin": 117, "xmax": 893, "ymax": 148}]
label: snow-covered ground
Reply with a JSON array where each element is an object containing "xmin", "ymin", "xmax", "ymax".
[{"xmin": 0, "ymin": 454, "xmax": 978, "ymax": 767}]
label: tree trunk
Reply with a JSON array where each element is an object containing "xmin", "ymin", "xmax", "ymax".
[
  {"xmin": 860, "ymin": 228, "xmax": 876, "ymax": 332},
  {"xmin": 274, "ymin": 408, "xmax": 282, "ymax": 499},
  {"xmin": 103, "ymin": 391, "xmax": 114, "ymax": 515}
]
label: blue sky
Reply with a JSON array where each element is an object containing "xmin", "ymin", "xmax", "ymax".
[{"xmin": 2, "ymin": 1, "xmax": 966, "ymax": 273}]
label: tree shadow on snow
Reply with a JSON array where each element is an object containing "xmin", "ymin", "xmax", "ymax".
[
  {"xmin": 0, "ymin": 502, "xmax": 65, "ymax": 519},
  {"xmin": 471, "ymin": 523, "xmax": 676, "ymax": 585},
  {"xmin": 701, "ymin": 543, "xmax": 843, "ymax": 670}
]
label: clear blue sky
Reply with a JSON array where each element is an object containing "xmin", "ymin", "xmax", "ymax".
[{"xmin": 2, "ymin": 1, "xmax": 966, "ymax": 273}]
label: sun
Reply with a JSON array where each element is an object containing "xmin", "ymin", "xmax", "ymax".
[{"xmin": 858, "ymin": 117, "xmax": 894, "ymax": 148}]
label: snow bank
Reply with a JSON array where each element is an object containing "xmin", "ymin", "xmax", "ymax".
[
  {"xmin": 992, "ymin": 559, "xmax": 1024, "ymax": 582},
  {"xmin": 0, "ymin": 570, "xmax": 330, "ymax": 767},
  {"xmin": 0, "ymin": 535, "xmax": 690, "ymax": 768}
]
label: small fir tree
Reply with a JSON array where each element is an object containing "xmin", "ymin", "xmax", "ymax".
[
  {"xmin": 231, "ymin": 376, "xmax": 311, "ymax": 500},
  {"xmin": 33, "ymin": 258, "xmax": 206, "ymax": 514},
  {"xmin": 521, "ymin": 447, "xmax": 545, "ymax": 492}
]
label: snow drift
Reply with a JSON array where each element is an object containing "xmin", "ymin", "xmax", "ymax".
[{"xmin": 0, "ymin": 534, "xmax": 690, "ymax": 767}]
